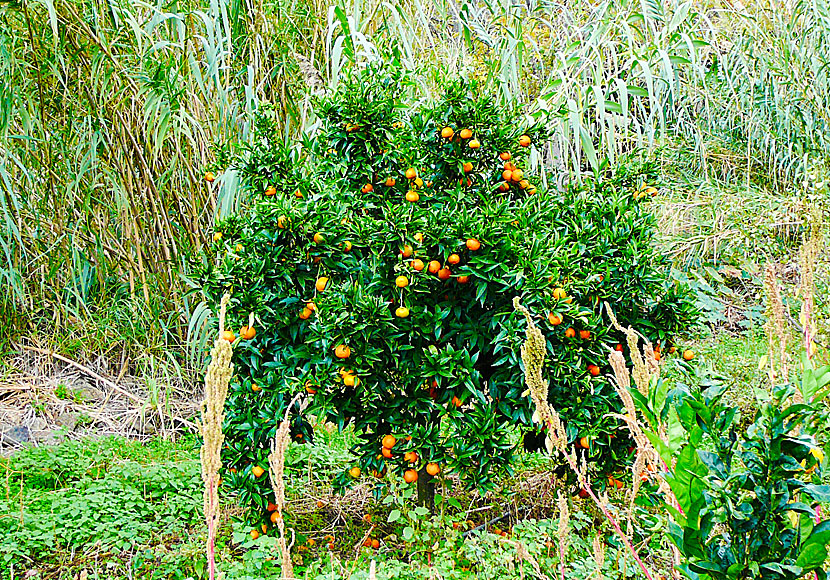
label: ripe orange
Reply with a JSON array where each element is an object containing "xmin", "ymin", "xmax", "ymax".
[
  {"xmin": 213, "ymin": 232, "xmax": 223, "ymax": 242},
  {"xmin": 412, "ymin": 259, "xmax": 425, "ymax": 271},
  {"xmin": 205, "ymin": 171, "xmax": 216, "ymax": 182},
  {"xmin": 441, "ymin": 126, "xmax": 454, "ymax": 139},
  {"xmin": 451, "ymin": 395, "xmax": 462, "ymax": 407},
  {"xmin": 502, "ymin": 169, "xmax": 513, "ymax": 181},
  {"xmin": 343, "ymin": 372, "xmax": 359, "ymax": 387},
  {"xmin": 264, "ymin": 186, "xmax": 277, "ymax": 197},
  {"xmin": 683, "ymin": 349, "xmax": 695, "ymax": 361},
  {"xmin": 349, "ymin": 466, "xmax": 361, "ymax": 478},
  {"xmin": 552, "ymin": 287, "xmax": 568, "ymax": 300},
  {"xmin": 371, "ymin": 539, "xmax": 380, "ymax": 549},
  {"xmin": 447, "ymin": 253, "xmax": 460, "ymax": 265},
  {"xmin": 511, "ymin": 168, "xmax": 524, "ymax": 182},
  {"xmin": 305, "ymin": 381, "xmax": 318, "ymax": 394},
  {"xmin": 343, "ymin": 240, "xmax": 353, "ymax": 251},
  {"xmin": 251, "ymin": 383, "xmax": 261, "ymax": 392},
  {"xmin": 395, "ymin": 275, "xmax": 409, "ymax": 288},
  {"xmin": 414, "ymin": 232, "xmax": 424, "ymax": 243},
  {"xmin": 404, "ymin": 451, "xmax": 418, "ymax": 463},
  {"xmin": 499, "ymin": 151, "xmax": 511, "ymax": 161},
  {"xmin": 313, "ymin": 232, "xmax": 325, "ymax": 244},
  {"xmin": 316, "ymin": 277, "xmax": 329, "ymax": 292},
  {"xmin": 221, "ymin": 330, "xmax": 236, "ymax": 342},
  {"xmin": 251, "ymin": 529, "xmax": 260, "ymax": 539},
  {"xmin": 564, "ymin": 327, "xmax": 576, "ymax": 338},
  {"xmin": 335, "ymin": 344, "xmax": 351, "ymax": 359},
  {"xmin": 462, "ymin": 161, "xmax": 473, "ymax": 173},
  {"xmin": 437, "ymin": 268, "xmax": 452, "ymax": 281},
  {"xmin": 519, "ymin": 180, "xmax": 530, "ymax": 190},
  {"xmin": 654, "ymin": 351, "xmax": 662, "ymax": 361},
  {"xmin": 414, "ymin": 177, "xmax": 424, "ymax": 188},
  {"xmin": 381, "ymin": 447, "xmax": 393, "ymax": 459},
  {"xmin": 299, "ymin": 307, "xmax": 312, "ymax": 320},
  {"xmin": 306, "ymin": 300, "xmax": 316, "ymax": 311},
  {"xmin": 578, "ymin": 436, "xmax": 589, "ymax": 448},
  {"xmin": 587, "ymin": 364, "xmax": 600, "ymax": 377},
  {"xmin": 252, "ymin": 465, "xmax": 265, "ymax": 478},
  {"xmin": 382, "ymin": 434, "xmax": 397, "ymax": 449},
  {"xmin": 401, "ymin": 245, "xmax": 414, "ymax": 258},
  {"xmin": 457, "ymin": 275, "xmax": 470, "ymax": 284},
  {"xmin": 503, "ymin": 161, "xmax": 515, "ymax": 171},
  {"xmin": 362, "ymin": 538, "xmax": 372, "ymax": 548},
  {"xmin": 466, "ymin": 238, "xmax": 481, "ymax": 251},
  {"xmin": 548, "ymin": 313, "xmax": 562, "ymax": 326},
  {"xmin": 277, "ymin": 215, "xmax": 288, "ymax": 229},
  {"xmin": 498, "ymin": 182, "xmax": 510, "ymax": 192},
  {"xmin": 460, "ymin": 128, "xmax": 473, "ymax": 139},
  {"xmin": 385, "ymin": 177, "xmax": 396, "ymax": 187},
  {"xmin": 469, "ymin": 139, "xmax": 480, "ymax": 149},
  {"xmin": 405, "ymin": 168, "xmax": 417, "ymax": 180},
  {"xmin": 669, "ymin": 346, "xmax": 677, "ymax": 354},
  {"xmin": 615, "ymin": 343, "xmax": 624, "ymax": 352},
  {"xmin": 428, "ymin": 260, "xmax": 441, "ymax": 274},
  {"xmin": 240, "ymin": 326, "xmax": 256, "ymax": 340},
  {"xmin": 579, "ymin": 330, "xmax": 591, "ymax": 340},
  {"xmin": 426, "ymin": 462, "xmax": 440, "ymax": 476},
  {"xmin": 405, "ymin": 191, "xmax": 420, "ymax": 202},
  {"xmin": 395, "ymin": 306, "xmax": 410, "ymax": 318},
  {"xmin": 267, "ymin": 501, "xmax": 277, "ymax": 512},
  {"xmin": 527, "ymin": 186, "xmax": 537, "ymax": 195},
  {"xmin": 519, "ymin": 134, "xmax": 531, "ymax": 147}
]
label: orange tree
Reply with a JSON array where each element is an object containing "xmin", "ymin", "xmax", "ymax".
[{"xmin": 197, "ymin": 60, "xmax": 696, "ymax": 525}]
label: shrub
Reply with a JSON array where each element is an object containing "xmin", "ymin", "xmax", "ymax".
[
  {"xmin": 198, "ymin": 58, "xmax": 695, "ymax": 526},
  {"xmin": 635, "ymin": 359, "xmax": 830, "ymax": 580}
]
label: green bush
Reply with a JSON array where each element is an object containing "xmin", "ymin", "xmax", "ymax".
[
  {"xmin": 198, "ymin": 59, "xmax": 696, "ymax": 528},
  {"xmin": 636, "ymin": 357, "xmax": 830, "ymax": 580},
  {"xmin": 0, "ymin": 438, "xmax": 203, "ymax": 574}
]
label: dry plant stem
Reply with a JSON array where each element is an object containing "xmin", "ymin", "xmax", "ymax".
[
  {"xmin": 19, "ymin": 344, "xmax": 144, "ymax": 405},
  {"xmin": 513, "ymin": 298, "xmax": 655, "ymax": 580},
  {"xmin": 799, "ymin": 217, "xmax": 821, "ymax": 361},
  {"xmin": 200, "ymin": 294, "xmax": 233, "ymax": 580},
  {"xmin": 268, "ymin": 392, "xmax": 306, "ymax": 579},
  {"xmin": 764, "ymin": 262, "xmax": 789, "ymax": 385},
  {"xmin": 556, "ymin": 491, "xmax": 569, "ymax": 580}
]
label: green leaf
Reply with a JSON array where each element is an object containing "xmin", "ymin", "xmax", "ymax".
[{"xmin": 387, "ymin": 509, "xmax": 401, "ymax": 523}]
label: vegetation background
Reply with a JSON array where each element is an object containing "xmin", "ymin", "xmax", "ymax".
[{"xmin": 0, "ymin": 0, "xmax": 829, "ymax": 577}]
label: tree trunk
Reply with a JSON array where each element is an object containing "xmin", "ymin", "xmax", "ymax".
[{"xmin": 416, "ymin": 467, "xmax": 435, "ymax": 510}]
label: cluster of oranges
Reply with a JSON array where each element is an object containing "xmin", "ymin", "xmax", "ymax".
[
  {"xmin": 219, "ymin": 324, "xmax": 256, "ymax": 344},
  {"xmin": 346, "ymin": 434, "xmax": 443, "ymax": 485},
  {"xmin": 440, "ymin": 125, "xmax": 481, "ymax": 150},
  {"xmin": 409, "ymin": 238, "xmax": 480, "ymax": 282}
]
